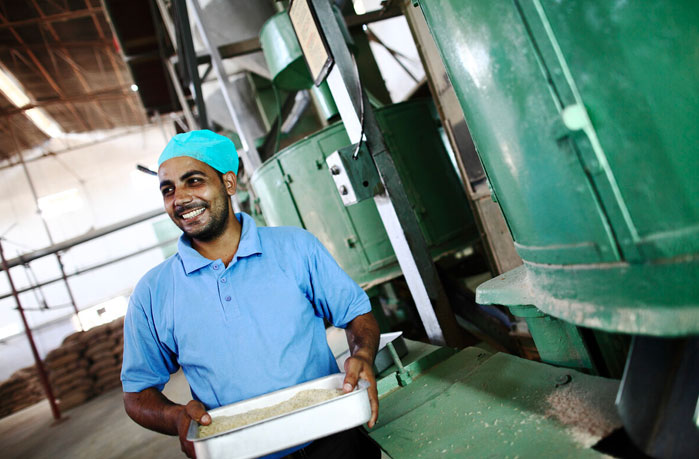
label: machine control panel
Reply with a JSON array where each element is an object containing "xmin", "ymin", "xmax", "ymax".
[{"xmin": 326, "ymin": 142, "xmax": 383, "ymax": 206}]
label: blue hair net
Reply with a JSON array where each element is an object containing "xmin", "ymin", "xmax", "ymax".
[{"xmin": 158, "ymin": 129, "xmax": 239, "ymax": 174}]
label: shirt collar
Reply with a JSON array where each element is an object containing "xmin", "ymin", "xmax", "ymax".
[{"xmin": 177, "ymin": 212, "xmax": 263, "ymax": 274}]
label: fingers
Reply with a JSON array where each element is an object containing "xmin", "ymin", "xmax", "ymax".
[
  {"xmin": 185, "ymin": 400, "xmax": 211, "ymax": 425},
  {"xmin": 367, "ymin": 381, "xmax": 379, "ymax": 428},
  {"xmin": 343, "ymin": 357, "xmax": 361, "ymax": 393},
  {"xmin": 180, "ymin": 437, "xmax": 196, "ymax": 459},
  {"xmin": 344, "ymin": 357, "xmax": 380, "ymax": 428},
  {"xmin": 358, "ymin": 361, "xmax": 379, "ymax": 428},
  {"xmin": 176, "ymin": 406, "xmax": 197, "ymax": 459}
]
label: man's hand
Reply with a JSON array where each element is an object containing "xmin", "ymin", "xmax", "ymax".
[
  {"xmin": 176, "ymin": 400, "xmax": 211, "ymax": 458},
  {"xmin": 343, "ymin": 312, "xmax": 380, "ymax": 428},
  {"xmin": 343, "ymin": 353, "xmax": 379, "ymax": 428},
  {"xmin": 124, "ymin": 389, "xmax": 211, "ymax": 459}
]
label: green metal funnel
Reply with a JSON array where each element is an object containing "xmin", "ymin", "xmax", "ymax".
[{"xmin": 417, "ymin": 0, "xmax": 699, "ymax": 335}]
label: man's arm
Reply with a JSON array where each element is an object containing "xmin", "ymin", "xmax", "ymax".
[
  {"xmin": 124, "ymin": 389, "xmax": 211, "ymax": 458},
  {"xmin": 342, "ymin": 311, "xmax": 380, "ymax": 428}
]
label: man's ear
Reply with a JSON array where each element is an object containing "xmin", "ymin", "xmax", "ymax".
[{"xmin": 222, "ymin": 171, "xmax": 237, "ymax": 196}]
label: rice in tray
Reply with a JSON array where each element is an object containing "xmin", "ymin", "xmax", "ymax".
[{"xmin": 199, "ymin": 388, "xmax": 344, "ymax": 438}]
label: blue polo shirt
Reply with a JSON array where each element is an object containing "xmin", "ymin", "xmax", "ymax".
[{"xmin": 121, "ymin": 212, "xmax": 370, "ymax": 410}]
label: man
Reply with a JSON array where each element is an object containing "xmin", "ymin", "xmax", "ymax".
[{"xmin": 121, "ymin": 130, "xmax": 381, "ymax": 458}]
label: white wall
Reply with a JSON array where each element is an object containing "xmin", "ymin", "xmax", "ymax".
[{"xmin": 0, "ymin": 125, "xmax": 179, "ymax": 380}]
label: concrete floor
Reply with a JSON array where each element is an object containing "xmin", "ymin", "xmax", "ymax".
[{"xmin": 0, "ymin": 370, "xmax": 191, "ymax": 459}]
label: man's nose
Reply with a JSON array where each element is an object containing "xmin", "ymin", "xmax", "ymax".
[{"xmin": 173, "ymin": 187, "xmax": 193, "ymax": 206}]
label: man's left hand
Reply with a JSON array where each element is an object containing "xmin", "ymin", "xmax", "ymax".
[{"xmin": 343, "ymin": 354, "xmax": 379, "ymax": 428}]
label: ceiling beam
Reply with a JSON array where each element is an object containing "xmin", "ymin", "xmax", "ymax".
[
  {"xmin": 84, "ymin": 0, "xmax": 145, "ymax": 124},
  {"xmin": 0, "ymin": 10, "xmax": 91, "ymax": 131},
  {"xmin": 186, "ymin": 7, "xmax": 404, "ymax": 66},
  {"xmin": 0, "ymin": 7, "xmax": 102, "ymax": 30},
  {"xmin": 0, "ymin": 117, "xmax": 34, "ymax": 151},
  {"xmin": 0, "ymin": 86, "xmax": 136, "ymax": 117},
  {"xmin": 30, "ymin": 0, "xmax": 115, "ymax": 129},
  {"xmin": 0, "ymin": 40, "xmax": 112, "ymax": 52}
]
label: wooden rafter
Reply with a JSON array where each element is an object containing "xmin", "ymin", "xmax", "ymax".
[
  {"xmin": 0, "ymin": 7, "xmax": 102, "ymax": 31},
  {"xmin": 84, "ymin": 0, "xmax": 146, "ymax": 125},
  {"xmin": 1, "ymin": 86, "xmax": 134, "ymax": 117},
  {"xmin": 44, "ymin": 0, "xmax": 68, "ymax": 13},
  {"xmin": 1, "ymin": 116, "xmax": 40, "ymax": 155},
  {"xmin": 30, "ymin": 0, "xmax": 115, "ymax": 129},
  {"xmin": 55, "ymin": 50, "xmax": 117, "ymax": 127},
  {"xmin": 0, "ymin": 11, "xmax": 90, "ymax": 131},
  {"xmin": 0, "ymin": 40, "xmax": 112, "ymax": 52}
]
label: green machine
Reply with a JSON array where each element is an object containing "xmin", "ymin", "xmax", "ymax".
[
  {"xmin": 253, "ymin": 11, "xmax": 478, "ymax": 289},
  {"xmin": 415, "ymin": 0, "xmax": 699, "ymax": 456},
  {"xmin": 260, "ymin": 11, "xmax": 340, "ymax": 120},
  {"xmin": 243, "ymin": 2, "xmax": 699, "ymax": 458},
  {"xmin": 250, "ymin": 100, "xmax": 475, "ymax": 287}
]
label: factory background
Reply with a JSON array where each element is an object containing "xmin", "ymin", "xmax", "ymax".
[{"xmin": 0, "ymin": 0, "xmax": 696, "ymax": 458}]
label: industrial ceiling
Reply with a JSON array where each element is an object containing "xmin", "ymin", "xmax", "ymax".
[{"xmin": 0, "ymin": 0, "xmax": 148, "ymax": 163}]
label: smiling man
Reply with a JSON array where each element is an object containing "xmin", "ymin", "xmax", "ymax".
[{"xmin": 121, "ymin": 130, "xmax": 381, "ymax": 458}]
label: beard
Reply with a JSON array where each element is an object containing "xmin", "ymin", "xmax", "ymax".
[
  {"xmin": 176, "ymin": 196, "xmax": 231, "ymax": 242},
  {"xmin": 187, "ymin": 201, "xmax": 229, "ymax": 241}
]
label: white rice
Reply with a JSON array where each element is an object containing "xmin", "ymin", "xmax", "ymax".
[{"xmin": 199, "ymin": 388, "xmax": 344, "ymax": 438}]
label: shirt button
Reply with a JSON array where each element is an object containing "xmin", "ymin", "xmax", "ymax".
[
  {"xmin": 220, "ymin": 277, "xmax": 227, "ymax": 283},
  {"xmin": 212, "ymin": 264, "xmax": 219, "ymax": 270},
  {"xmin": 225, "ymin": 296, "xmax": 231, "ymax": 301}
]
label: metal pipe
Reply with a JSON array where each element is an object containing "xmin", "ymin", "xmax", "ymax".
[
  {"xmin": 172, "ymin": 0, "xmax": 208, "ymax": 129},
  {"xmin": 165, "ymin": 58, "xmax": 197, "ymax": 130},
  {"xmin": 148, "ymin": 0, "xmax": 186, "ymax": 131},
  {"xmin": 1, "ymin": 208, "xmax": 166, "ymax": 270},
  {"xmin": 154, "ymin": 0, "xmax": 178, "ymax": 52},
  {"xmin": 187, "ymin": 0, "xmax": 263, "ymax": 172},
  {"xmin": 16, "ymin": 151, "xmax": 84, "ymax": 330},
  {"xmin": 0, "ymin": 240, "xmax": 61, "ymax": 421},
  {"xmin": 55, "ymin": 252, "xmax": 82, "ymax": 329},
  {"xmin": 0, "ymin": 237, "xmax": 179, "ymax": 301}
]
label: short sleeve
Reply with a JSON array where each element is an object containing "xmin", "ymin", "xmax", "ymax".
[
  {"xmin": 305, "ymin": 234, "xmax": 371, "ymax": 328},
  {"xmin": 120, "ymin": 286, "xmax": 179, "ymax": 393}
]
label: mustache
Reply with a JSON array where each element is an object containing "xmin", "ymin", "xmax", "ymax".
[{"xmin": 175, "ymin": 202, "xmax": 208, "ymax": 214}]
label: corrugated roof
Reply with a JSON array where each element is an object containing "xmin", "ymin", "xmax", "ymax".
[{"xmin": 0, "ymin": 0, "xmax": 147, "ymax": 161}]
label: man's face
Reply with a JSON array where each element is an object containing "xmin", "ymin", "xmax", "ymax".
[{"xmin": 158, "ymin": 156, "xmax": 235, "ymax": 242}]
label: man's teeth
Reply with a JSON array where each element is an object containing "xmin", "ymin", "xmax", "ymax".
[{"xmin": 182, "ymin": 208, "xmax": 205, "ymax": 219}]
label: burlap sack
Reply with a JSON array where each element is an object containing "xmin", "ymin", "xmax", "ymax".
[
  {"xmin": 90, "ymin": 355, "xmax": 117, "ymax": 372},
  {"xmin": 58, "ymin": 390, "xmax": 91, "ymax": 410},
  {"xmin": 56, "ymin": 379, "xmax": 93, "ymax": 397},
  {"xmin": 51, "ymin": 367, "xmax": 90, "ymax": 387},
  {"xmin": 46, "ymin": 352, "xmax": 81, "ymax": 369},
  {"xmin": 62, "ymin": 331, "xmax": 85, "ymax": 346},
  {"xmin": 85, "ymin": 341, "xmax": 114, "ymax": 360}
]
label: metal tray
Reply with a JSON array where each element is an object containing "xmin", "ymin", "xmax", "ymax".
[{"xmin": 187, "ymin": 373, "xmax": 371, "ymax": 459}]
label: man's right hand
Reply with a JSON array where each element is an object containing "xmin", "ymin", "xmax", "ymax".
[{"xmin": 176, "ymin": 400, "xmax": 212, "ymax": 458}]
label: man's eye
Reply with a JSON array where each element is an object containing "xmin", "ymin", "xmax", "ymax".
[
  {"xmin": 161, "ymin": 187, "xmax": 173, "ymax": 196},
  {"xmin": 188, "ymin": 178, "xmax": 202, "ymax": 185}
]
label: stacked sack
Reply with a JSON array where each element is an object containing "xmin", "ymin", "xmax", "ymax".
[
  {"xmin": 111, "ymin": 316, "xmax": 125, "ymax": 370},
  {"xmin": 85, "ymin": 317, "xmax": 124, "ymax": 395},
  {"xmin": 0, "ymin": 317, "xmax": 126, "ymax": 416},
  {"xmin": 45, "ymin": 333, "xmax": 92, "ymax": 411},
  {"xmin": 0, "ymin": 365, "xmax": 45, "ymax": 418}
]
